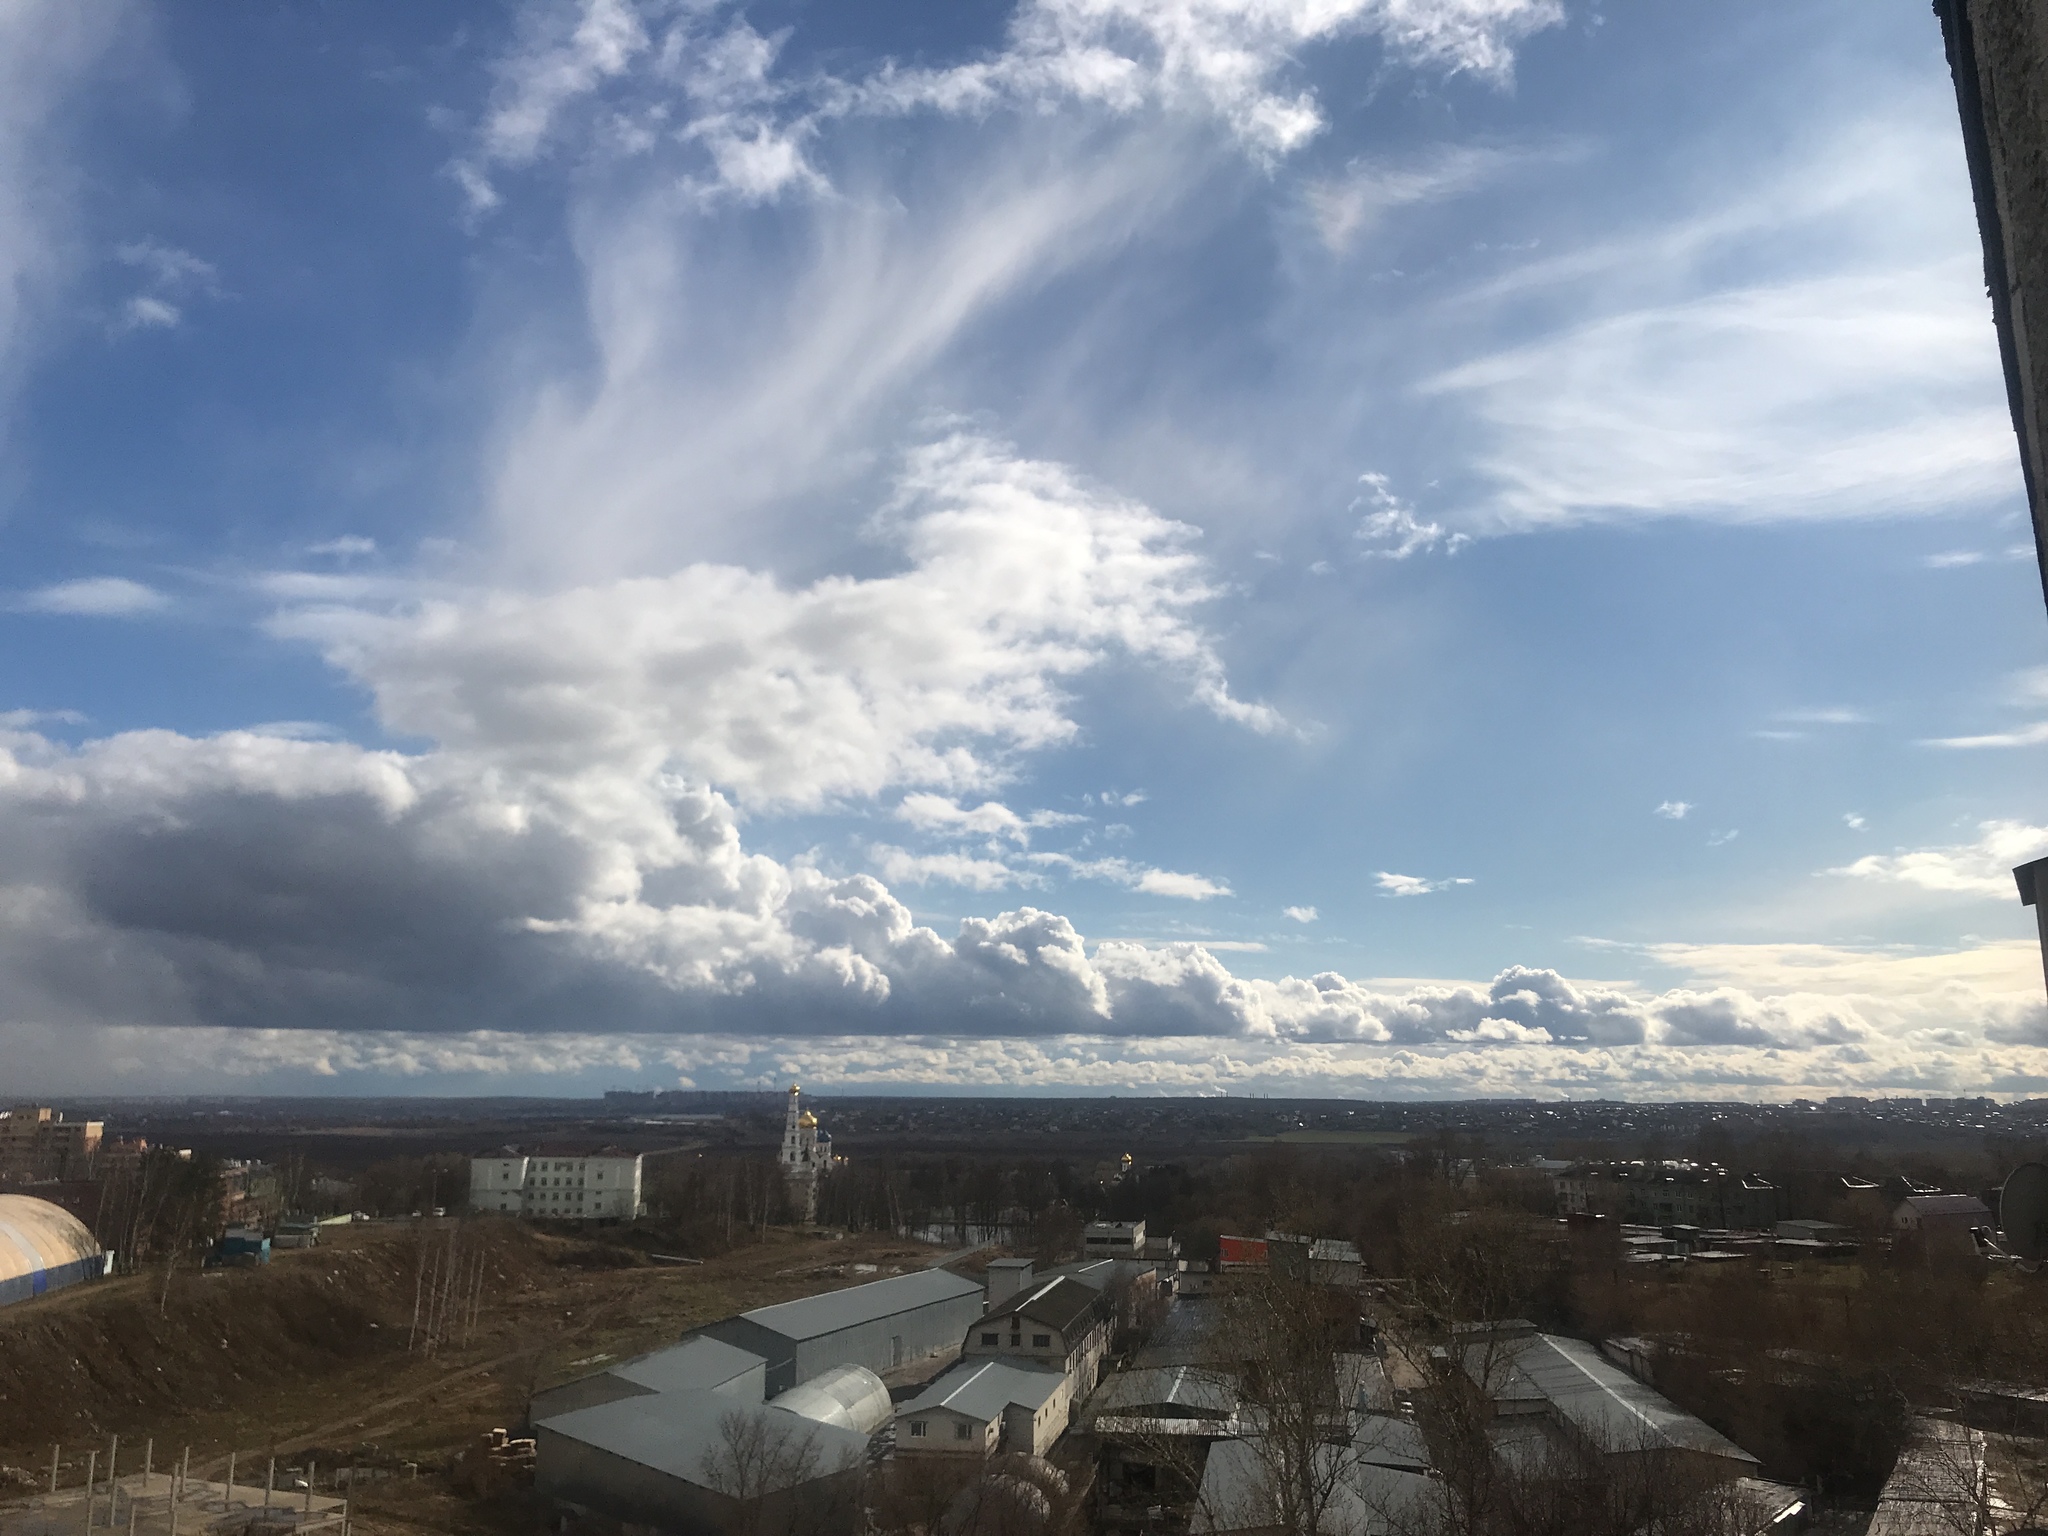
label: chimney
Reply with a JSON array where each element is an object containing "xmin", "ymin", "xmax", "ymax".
[{"xmin": 985, "ymin": 1258, "xmax": 1035, "ymax": 1311}]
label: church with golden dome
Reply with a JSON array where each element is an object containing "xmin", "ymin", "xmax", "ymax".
[{"xmin": 779, "ymin": 1084, "xmax": 827, "ymax": 1222}]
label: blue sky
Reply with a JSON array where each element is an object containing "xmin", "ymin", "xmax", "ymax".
[{"xmin": 2, "ymin": 0, "xmax": 2045, "ymax": 1098}]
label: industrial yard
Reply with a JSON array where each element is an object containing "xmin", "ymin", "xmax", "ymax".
[{"xmin": 0, "ymin": 1215, "xmax": 964, "ymax": 1536}]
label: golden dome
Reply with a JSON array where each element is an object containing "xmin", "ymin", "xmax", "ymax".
[{"xmin": 798, "ymin": 1111, "xmax": 817, "ymax": 1128}]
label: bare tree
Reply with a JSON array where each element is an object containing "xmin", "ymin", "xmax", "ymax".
[
  {"xmin": 698, "ymin": 1409, "xmax": 861, "ymax": 1536},
  {"xmin": 1197, "ymin": 1269, "xmax": 1371, "ymax": 1536}
]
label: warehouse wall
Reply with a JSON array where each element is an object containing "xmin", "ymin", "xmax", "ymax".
[{"xmin": 791, "ymin": 1290, "xmax": 985, "ymax": 1387}]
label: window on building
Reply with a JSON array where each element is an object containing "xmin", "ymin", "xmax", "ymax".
[
  {"xmin": 954, "ymin": 1423, "xmax": 973, "ymax": 1441},
  {"xmin": 980, "ymin": 1332, "xmax": 998, "ymax": 1346},
  {"xmin": 1032, "ymin": 1333, "xmax": 1051, "ymax": 1348},
  {"xmin": 909, "ymin": 1422, "xmax": 926, "ymax": 1438}
]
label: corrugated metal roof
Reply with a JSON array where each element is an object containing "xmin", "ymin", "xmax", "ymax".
[
  {"xmin": 1468, "ymin": 1333, "xmax": 1758, "ymax": 1464},
  {"xmin": 983, "ymin": 1276, "xmax": 1105, "ymax": 1332},
  {"xmin": 0, "ymin": 1195, "xmax": 102, "ymax": 1288},
  {"xmin": 539, "ymin": 1391, "xmax": 868, "ymax": 1491},
  {"xmin": 1088, "ymin": 1366, "xmax": 1236, "ymax": 1420},
  {"xmin": 738, "ymin": 1267, "xmax": 981, "ymax": 1341},
  {"xmin": 1353, "ymin": 1413, "xmax": 1430, "ymax": 1472},
  {"xmin": 612, "ymin": 1337, "xmax": 765, "ymax": 1397},
  {"xmin": 899, "ymin": 1359, "xmax": 1065, "ymax": 1423},
  {"xmin": 1193, "ymin": 1438, "xmax": 1434, "ymax": 1535}
]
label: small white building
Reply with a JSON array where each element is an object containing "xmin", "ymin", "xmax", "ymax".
[
  {"xmin": 897, "ymin": 1359, "xmax": 1071, "ymax": 1459},
  {"xmin": 469, "ymin": 1149, "xmax": 643, "ymax": 1221}
]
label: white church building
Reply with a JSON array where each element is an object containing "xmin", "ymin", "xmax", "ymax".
[{"xmin": 780, "ymin": 1085, "xmax": 832, "ymax": 1223}]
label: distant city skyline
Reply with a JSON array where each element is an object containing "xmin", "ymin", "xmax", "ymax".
[{"xmin": 0, "ymin": 0, "xmax": 2042, "ymax": 1098}]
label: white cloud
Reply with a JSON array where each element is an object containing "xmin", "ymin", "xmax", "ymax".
[
  {"xmin": 1921, "ymin": 722, "xmax": 2048, "ymax": 750},
  {"xmin": 865, "ymin": 0, "xmax": 1562, "ymax": 161},
  {"xmin": 1424, "ymin": 108, "xmax": 2017, "ymax": 532},
  {"xmin": 309, "ymin": 536, "xmax": 378, "ymax": 559},
  {"xmin": 0, "ymin": 704, "xmax": 2040, "ymax": 1088},
  {"xmin": 1654, "ymin": 800, "xmax": 1691, "ymax": 820},
  {"xmin": 1351, "ymin": 472, "xmax": 1467, "ymax": 559},
  {"xmin": 0, "ymin": 1, "xmax": 126, "ymax": 416},
  {"xmin": 118, "ymin": 295, "xmax": 179, "ymax": 330},
  {"xmin": 1828, "ymin": 819, "xmax": 2048, "ymax": 897},
  {"xmin": 1283, "ymin": 904, "xmax": 1317, "ymax": 923},
  {"xmin": 1926, "ymin": 550, "xmax": 1986, "ymax": 568},
  {"xmin": 1376, "ymin": 871, "xmax": 1471, "ymax": 896},
  {"xmin": 1706, "ymin": 829, "xmax": 1738, "ymax": 847},
  {"xmin": 284, "ymin": 434, "xmax": 1278, "ymax": 814},
  {"xmin": 457, "ymin": 0, "xmax": 1562, "ymax": 214},
  {"xmin": 871, "ymin": 845, "xmax": 1025, "ymax": 892},
  {"xmin": 1844, "ymin": 812, "xmax": 1865, "ymax": 830},
  {"xmin": 1777, "ymin": 706, "xmax": 1869, "ymax": 726},
  {"xmin": 20, "ymin": 577, "xmax": 169, "ymax": 616},
  {"xmin": 1307, "ymin": 141, "xmax": 1570, "ymax": 253},
  {"xmin": 1028, "ymin": 853, "xmax": 1231, "ymax": 900},
  {"xmin": 457, "ymin": 0, "xmax": 649, "ymax": 209},
  {"xmin": 894, "ymin": 793, "xmax": 1080, "ymax": 845},
  {"xmin": 115, "ymin": 240, "xmax": 216, "ymax": 289}
]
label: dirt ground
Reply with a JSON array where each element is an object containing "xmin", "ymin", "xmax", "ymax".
[{"xmin": 0, "ymin": 1219, "xmax": 964, "ymax": 1535}]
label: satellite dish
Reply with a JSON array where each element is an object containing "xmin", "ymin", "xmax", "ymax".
[{"xmin": 2001, "ymin": 1163, "xmax": 2048, "ymax": 1262}]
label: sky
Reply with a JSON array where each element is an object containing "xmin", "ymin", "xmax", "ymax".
[{"xmin": 1, "ymin": 0, "xmax": 2045, "ymax": 1100}]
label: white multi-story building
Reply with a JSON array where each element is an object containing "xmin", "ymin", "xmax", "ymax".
[{"xmin": 469, "ymin": 1150, "xmax": 643, "ymax": 1221}]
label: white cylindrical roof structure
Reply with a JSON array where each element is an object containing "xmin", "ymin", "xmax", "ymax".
[
  {"xmin": 770, "ymin": 1364, "xmax": 893, "ymax": 1436},
  {"xmin": 0, "ymin": 1195, "xmax": 105, "ymax": 1306}
]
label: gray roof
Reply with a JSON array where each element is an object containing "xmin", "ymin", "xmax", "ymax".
[
  {"xmin": 611, "ymin": 1337, "xmax": 766, "ymax": 1397},
  {"xmin": 538, "ymin": 1391, "xmax": 868, "ymax": 1493},
  {"xmin": 1898, "ymin": 1194, "xmax": 1991, "ymax": 1217},
  {"xmin": 738, "ymin": 1267, "xmax": 981, "ymax": 1341},
  {"xmin": 1043, "ymin": 1257, "xmax": 1155, "ymax": 1291},
  {"xmin": 1088, "ymin": 1365, "xmax": 1237, "ymax": 1420},
  {"xmin": 1353, "ymin": 1414, "xmax": 1430, "ymax": 1472},
  {"xmin": 1193, "ymin": 1437, "xmax": 1435, "ymax": 1535},
  {"xmin": 1466, "ymin": 1333, "xmax": 1758, "ymax": 1465},
  {"xmin": 898, "ymin": 1359, "xmax": 1065, "ymax": 1423}
]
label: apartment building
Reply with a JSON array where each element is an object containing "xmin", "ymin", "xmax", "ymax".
[{"xmin": 469, "ymin": 1149, "xmax": 643, "ymax": 1221}]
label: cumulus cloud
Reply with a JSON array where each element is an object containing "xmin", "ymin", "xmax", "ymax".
[
  {"xmin": 284, "ymin": 434, "xmax": 1278, "ymax": 814},
  {"xmin": 20, "ymin": 577, "xmax": 169, "ymax": 616},
  {"xmin": 1376, "ymin": 871, "xmax": 1471, "ymax": 896},
  {"xmin": 1844, "ymin": 812, "xmax": 1866, "ymax": 830},
  {"xmin": 1283, "ymin": 905, "xmax": 1317, "ymax": 923},
  {"xmin": 1828, "ymin": 820, "xmax": 2048, "ymax": 897},
  {"xmin": 1654, "ymin": 800, "xmax": 1691, "ymax": 820}
]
